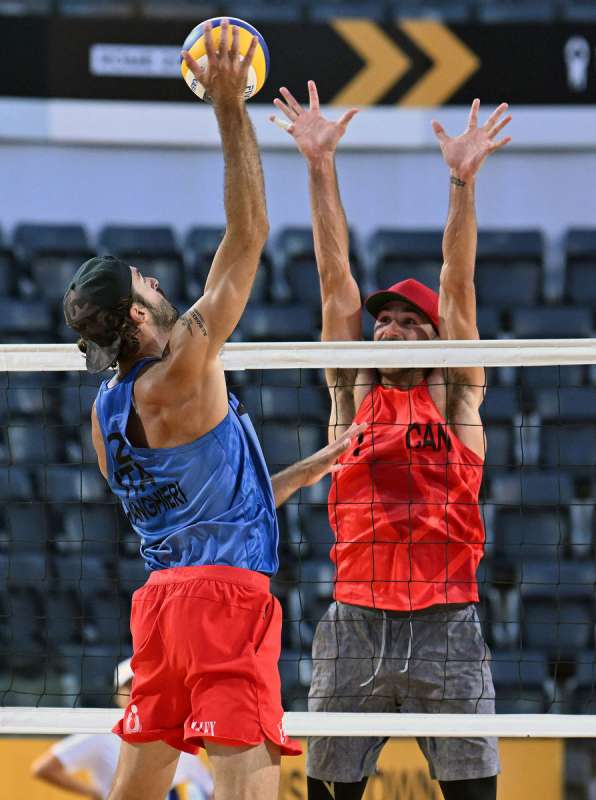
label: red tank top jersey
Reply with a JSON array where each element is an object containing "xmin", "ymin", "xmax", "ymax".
[{"xmin": 328, "ymin": 382, "xmax": 485, "ymax": 611}]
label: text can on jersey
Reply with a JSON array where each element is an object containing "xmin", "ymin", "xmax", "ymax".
[{"xmin": 180, "ymin": 17, "xmax": 270, "ymax": 101}]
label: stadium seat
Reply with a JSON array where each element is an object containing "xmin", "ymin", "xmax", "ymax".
[
  {"xmin": 481, "ymin": 386, "xmax": 521, "ymax": 423},
  {"xmin": 391, "ymin": 0, "xmax": 470, "ymax": 20},
  {"xmin": 83, "ymin": 590, "xmax": 130, "ymax": 646},
  {"xmin": 59, "ymin": 373, "xmax": 103, "ymax": 424},
  {"xmin": 3, "ymin": 372, "xmax": 57, "ymax": 419},
  {"xmin": 369, "ymin": 229, "xmax": 443, "ymax": 293},
  {"xmin": 5, "ymin": 504, "xmax": 49, "ymax": 552},
  {"xmin": 1, "ymin": 587, "xmax": 45, "ymax": 674},
  {"xmin": 0, "ymin": 467, "xmax": 35, "ymax": 500},
  {"xmin": 490, "ymin": 650, "xmax": 548, "ymax": 713},
  {"xmin": 98, "ymin": 224, "xmax": 185, "ymax": 300},
  {"xmin": 496, "ymin": 510, "xmax": 565, "ymax": 561},
  {"xmin": 260, "ymin": 421, "xmax": 325, "ymax": 471},
  {"xmin": 0, "ymin": 0, "xmax": 53, "ymax": 13},
  {"xmin": 474, "ymin": 230, "xmax": 543, "ymax": 308},
  {"xmin": 0, "ymin": 247, "xmax": 17, "ymax": 296},
  {"xmin": 5, "ymin": 421, "xmax": 62, "ymax": 465},
  {"xmin": 490, "ymin": 469, "xmax": 574, "ymax": 506},
  {"xmin": 117, "ymin": 556, "xmax": 149, "ymax": 594},
  {"xmin": 564, "ymin": 228, "xmax": 596, "ymax": 306},
  {"xmin": 519, "ymin": 561, "xmax": 596, "ymax": 599},
  {"xmin": 38, "ymin": 589, "xmax": 82, "ymax": 647},
  {"xmin": 60, "ymin": 644, "xmax": 123, "ymax": 707},
  {"xmin": 483, "ymin": 425, "xmax": 512, "ymax": 467},
  {"xmin": 240, "ymin": 304, "xmax": 317, "ymax": 341},
  {"xmin": 522, "ymin": 599, "xmax": 593, "ymax": 652},
  {"xmin": 240, "ymin": 384, "xmax": 328, "ymax": 423},
  {"xmin": 536, "ymin": 386, "xmax": 596, "ymax": 421},
  {"xmin": 0, "ymin": 299, "xmax": 53, "ymax": 340},
  {"xmin": 562, "ymin": 0, "xmax": 596, "ymax": 20},
  {"xmin": 310, "ymin": 0, "xmax": 387, "ymax": 22},
  {"xmin": 6, "ymin": 552, "xmax": 49, "ymax": 585},
  {"xmin": 519, "ymin": 364, "xmax": 585, "ymax": 389},
  {"xmin": 541, "ymin": 424, "xmax": 596, "ymax": 475},
  {"xmin": 185, "ymin": 226, "xmax": 271, "ymax": 303},
  {"xmin": 141, "ymin": 0, "xmax": 217, "ymax": 17},
  {"xmin": 58, "ymin": 504, "xmax": 120, "ymax": 555},
  {"xmin": 572, "ymin": 653, "xmax": 596, "ymax": 713},
  {"xmin": 53, "ymin": 553, "xmax": 112, "ymax": 588},
  {"xmin": 477, "ymin": 0, "xmax": 557, "ymax": 21},
  {"xmin": 476, "ymin": 307, "xmax": 501, "ymax": 339},
  {"xmin": 512, "ymin": 306, "xmax": 593, "ymax": 338},
  {"xmin": 220, "ymin": 0, "xmax": 304, "ymax": 20},
  {"xmin": 57, "ymin": 0, "xmax": 135, "ymax": 15},
  {"xmin": 39, "ymin": 464, "xmax": 108, "ymax": 503}
]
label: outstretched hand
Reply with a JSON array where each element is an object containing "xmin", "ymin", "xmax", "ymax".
[
  {"xmin": 300, "ymin": 422, "xmax": 367, "ymax": 487},
  {"xmin": 270, "ymin": 80, "xmax": 359, "ymax": 161},
  {"xmin": 181, "ymin": 19, "xmax": 258, "ymax": 108},
  {"xmin": 432, "ymin": 99, "xmax": 512, "ymax": 183}
]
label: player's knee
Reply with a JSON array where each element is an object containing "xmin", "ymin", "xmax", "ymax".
[{"xmin": 307, "ymin": 776, "xmax": 369, "ymax": 800}]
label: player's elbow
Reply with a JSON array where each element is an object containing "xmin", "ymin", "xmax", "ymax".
[{"xmin": 31, "ymin": 755, "xmax": 55, "ymax": 779}]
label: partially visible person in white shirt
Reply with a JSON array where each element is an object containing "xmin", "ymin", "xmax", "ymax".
[{"xmin": 31, "ymin": 657, "xmax": 214, "ymax": 800}]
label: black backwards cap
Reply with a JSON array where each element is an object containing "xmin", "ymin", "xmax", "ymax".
[{"xmin": 63, "ymin": 255, "xmax": 133, "ymax": 373}]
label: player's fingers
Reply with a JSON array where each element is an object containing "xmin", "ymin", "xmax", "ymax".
[
  {"xmin": 269, "ymin": 115, "xmax": 294, "ymax": 134},
  {"xmin": 484, "ymin": 102, "xmax": 509, "ymax": 131},
  {"xmin": 243, "ymin": 35, "xmax": 258, "ymax": 72},
  {"xmin": 338, "ymin": 108, "xmax": 359, "ymax": 131},
  {"xmin": 204, "ymin": 22, "xmax": 216, "ymax": 63},
  {"xmin": 431, "ymin": 120, "xmax": 448, "ymax": 143},
  {"xmin": 181, "ymin": 50, "xmax": 200, "ymax": 78},
  {"xmin": 273, "ymin": 97, "xmax": 298, "ymax": 122},
  {"xmin": 487, "ymin": 114, "xmax": 512, "ymax": 139},
  {"xmin": 219, "ymin": 18, "xmax": 229, "ymax": 61},
  {"xmin": 490, "ymin": 135, "xmax": 512, "ymax": 151},
  {"xmin": 230, "ymin": 24, "xmax": 240, "ymax": 61},
  {"xmin": 467, "ymin": 97, "xmax": 480, "ymax": 129},
  {"xmin": 308, "ymin": 80, "xmax": 320, "ymax": 111},
  {"xmin": 280, "ymin": 86, "xmax": 303, "ymax": 116}
]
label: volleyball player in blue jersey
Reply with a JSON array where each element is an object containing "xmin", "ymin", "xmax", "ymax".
[{"xmin": 63, "ymin": 21, "xmax": 363, "ymax": 800}]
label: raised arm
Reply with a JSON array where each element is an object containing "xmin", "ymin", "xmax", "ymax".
[
  {"xmin": 272, "ymin": 81, "xmax": 361, "ymax": 441},
  {"xmin": 164, "ymin": 21, "xmax": 269, "ymax": 380},
  {"xmin": 433, "ymin": 99, "xmax": 511, "ymax": 397}
]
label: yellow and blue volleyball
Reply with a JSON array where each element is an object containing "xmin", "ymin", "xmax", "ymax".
[{"xmin": 180, "ymin": 17, "xmax": 269, "ymax": 101}]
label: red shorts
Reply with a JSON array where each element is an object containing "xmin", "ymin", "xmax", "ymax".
[{"xmin": 113, "ymin": 565, "xmax": 301, "ymax": 756}]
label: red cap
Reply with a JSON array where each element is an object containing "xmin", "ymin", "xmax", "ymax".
[{"xmin": 364, "ymin": 278, "xmax": 440, "ymax": 332}]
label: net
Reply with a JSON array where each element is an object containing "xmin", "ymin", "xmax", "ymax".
[{"xmin": 0, "ymin": 339, "xmax": 595, "ymax": 739}]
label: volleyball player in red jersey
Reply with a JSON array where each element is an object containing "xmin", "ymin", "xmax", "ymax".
[{"xmin": 272, "ymin": 84, "xmax": 512, "ymax": 800}]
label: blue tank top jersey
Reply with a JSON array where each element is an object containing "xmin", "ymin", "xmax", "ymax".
[{"xmin": 94, "ymin": 358, "xmax": 279, "ymax": 575}]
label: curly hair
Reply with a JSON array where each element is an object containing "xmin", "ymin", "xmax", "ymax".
[{"xmin": 73, "ymin": 292, "xmax": 144, "ymax": 369}]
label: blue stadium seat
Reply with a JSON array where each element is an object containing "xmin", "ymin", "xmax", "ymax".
[
  {"xmin": 83, "ymin": 590, "xmax": 130, "ymax": 646},
  {"xmin": 59, "ymin": 373, "xmax": 103, "ymax": 424},
  {"xmin": 536, "ymin": 387, "xmax": 596, "ymax": 421},
  {"xmin": 522, "ymin": 599, "xmax": 593, "ymax": 652},
  {"xmin": 519, "ymin": 561, "xmax": 596, "ymax": 599},
  {"xmin": 5, "ymin": 422, "xmax": 62, "ymax": 464},
  {"xmin": 391, "ymin": 0, "xmax": 470, "ymax": 20},
  {"xmin": 481, "ymin": 386, "xmax": 521, "ymax": 423},
  {"xmin": 369, "ymin": 229, "xmax": 443, "ymax": 294},
  {"xmin": 519, "ymin": 365, "xmax": 585, "ymax": 389},
  {"xmin": 221, "ymin": 0, "xmax": 304, "ymax": 20},
  {"xmin": 490, "ymin": 650, "xmax": 547, "ymax": 713},
  {"xmin": 490, "ymin": 469, "xmax": 574, "ymax": 506},
  {"xmin": 53, "ymin": 553, "xmax": 112, "ymax": 588},
  {"xmin": 185, "ymin": 226, "xmax": 271, "ymax": 303},
  {"xmin": 6, "ymin": 552, "xmax": 49, "ymax": 584},
  {"xmin": 98, "ymin": 224, "xmax": 185, "ymax": 301},
  {"xmin": 38, "ymin": 589, "xmax": 82, "ymax": 647},
  {"xmin": 476, "ymin": 307, "xmax": 501, "ymax": 339},
  {"xmin": 477, "ymin": 0, "xmax": 557, "ymax": 21},
  {"xmin": 1, "ymin": 587, "xmax": 45, "ymax": 673},
  {"xmin": 240, "ymin": 384, "xmax": 328, "ymax": 423},
  {"xmin": 564, "ymin": 229, "xmax": 596, "ymax": 306},
  {"xmin": 512, "ymin": 306, "xmax": 593, "ymax": 338},
  {"xmin": 496, "ymin": 510, "xmax": 565, "ymax": 561},
  {"xmin": 310, "ymin": 1, "xmax": 387, "ymax": 22},
  {"xmin": 3, "ymin": 373, "xmax": 57, "ymax": 419},
  {"xmin": 541, "ymin": 424, "xmax": 596, "ymax": 475},
  {"xmin": 142, "ymin": 0, "xmax": 217, "ymax": 17},
  {"xmin": 572, "ymin": 653, "xmax": 596, "ymax": 713},
  {"xmin": 60, "ymin": 644, "xmax": 123, "ymax": 707},
  {"xmin": 58, "ymin": 0, "xmax": 135, "ymax": 15},
  {"xmin": 0, "ymin": 299, "xmax": 53, "ymax": 340},
  {"xmin": 475, "ymin": 230, "xmax": 543, "ymax": 307},
  {"xmin": 58, "ymin": 504, "xmax": 120, "ymax": 555},
  {"xmin": 0, "ymin": 0, "xmax": 53, "ymax": 13},
  {"xmin": 0, "ymin": 467, "xmax": 35, "ymax": 500},
  {"xmin": 483, "ymin": 425, "xmax": 512, "ymax": 467},
  {"xmin": 562, "ymin": 0, "xmax": 596, "ymax": 20},
  {"xmin": 240, "ymin": 304, "xmax": 317, "ymax": 341},
  {"xmin": 297, "ymin": 505, "xmax": 334, "ymax": 559},
  {"xmin": 39, "ymin": 464, "xmax": 108, "ymax": 502},
  {"xmin": 5, "ymin": 504, "xmax": 49, "ymax": 552},
  {"xmin": 117, "ymin": 557, "xmax": 149, "ymax": 594},
  {"xmin": 261, "ymin": 422, "xmax": 325, "ymax": 471},
  {"xmin": 0, "ymin": 248, "xmax": 17, "ymax": 296}
]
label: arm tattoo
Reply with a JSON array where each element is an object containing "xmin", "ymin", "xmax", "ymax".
[
  {"xmin": 450, "ymin": 175, "xmax": 466, "ymax": 187},
  {"xmin": 181, "ymin": 310, "xmax": 208, "ymax": 337}
]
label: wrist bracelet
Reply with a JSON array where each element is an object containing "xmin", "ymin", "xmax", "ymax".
[{"xmin": 450, "ymin": 176, "xmax": 466, "ymax": 187}]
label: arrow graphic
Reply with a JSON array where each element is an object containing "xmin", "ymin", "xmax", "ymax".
[
  {"xmin": 398, "ymin": 20, "xmax": 480, "ymax": 106},
  {"xmin": 331, "ymin": 19, "xmax": 411, "ymax": 106}
]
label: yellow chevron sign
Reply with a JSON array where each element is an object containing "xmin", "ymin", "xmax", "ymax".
[
  {"xmin": 330, "ymin": 20, "xmax": 480, "ymax": 107},
  {"xmin": 331, "ymin": 19, "xmax": 411, "ymax": 105}
]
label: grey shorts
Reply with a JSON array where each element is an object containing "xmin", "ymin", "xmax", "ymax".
[{"xmin": 307, "ymin": 601, "xmax": 499, "ymax": 783}]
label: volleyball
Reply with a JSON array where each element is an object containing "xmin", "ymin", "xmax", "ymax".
[{"xmin": 180, "ymin": 17, "xmax": 270, "ymax": 101}]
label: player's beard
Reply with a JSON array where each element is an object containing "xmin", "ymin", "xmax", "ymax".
[{"xmin": 145, "ymin": 292, "xmax": 179, "ymax": 331}]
